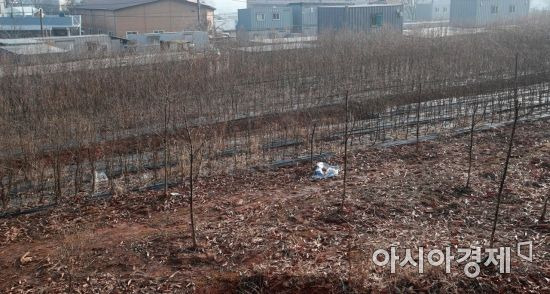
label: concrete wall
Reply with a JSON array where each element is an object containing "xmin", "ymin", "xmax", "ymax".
[
  {"xmin": 36, "ymin": 35, "xmax": 115, "ymax": 53},
  {"xmin": 126, "ymin": 31, "xmax": 209, "ymax": 51}
]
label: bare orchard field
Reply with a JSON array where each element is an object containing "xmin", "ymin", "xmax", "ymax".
[
  {"xmin": 0, "ymin": 14, "xmax": 550, "ymax": 293},
  {"xmin": 2, "ymin": 16, "xmax": 550, "ymax": 215},
  {"xmin": 0, "ymin": 118, "xmax": 548, "ymax": 293}
]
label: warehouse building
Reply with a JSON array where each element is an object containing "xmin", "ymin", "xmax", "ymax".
[
  {"xmin": 0, "ymin": 14, "xmax": 81, "ymax": 38},
  {"xmin": 415, "ymin": 0, "xmax": 450, "ymax": 21},
  {"xmin": 73, "ymin": 0, "xmax": 215, "ymax": 37},
  {"xmin": 246, "ymin": 0, "xmax": 361, "ymax": 7},
  {"xmin": 0, "ymin": 35, "xmax": 118, "ymax": 63},
  {"xmin": 238, "ymin": 1, "xmax": 401, "ymax": 40},
  {"xmin": 237, "ymin": 6, "xmax": 293, "ymax": 41},
  {"xmin": 289, "ymin": 2, "xmax": 358, "ymax": 35},
  {"xmin": 450, "ymin": 0, "xmax": 530, "ymax": 27},
  {"xmin": 317, "ymin": 4, "xmax": 404, "ymax": 33}
]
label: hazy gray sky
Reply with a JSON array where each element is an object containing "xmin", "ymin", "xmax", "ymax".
[
  {"xmin": 531, "ymin": 0, "xmax": 550, "ymax": 10},
  {"xmin": 205, "ymin": 0, "xmax": 245, "ymax": 14}
]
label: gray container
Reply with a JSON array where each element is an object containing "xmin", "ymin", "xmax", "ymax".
[
  {"xmin": 450, "ymin": 0, "xmax": 530, "ymax": 27},
  {"xmin": 237, "ymin": 6, "xmax": 293, "ymax": 32},
  {"xmin": 318, "ymin": 4, "xmax": 404, "ymax": 33}
]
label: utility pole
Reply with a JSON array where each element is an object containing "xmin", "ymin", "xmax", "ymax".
[
  {"xmin": 39, "ymin": 8, "xmax": 44, "ymax": 37},
  {"xmin": 197, "ymin": 0, "xmax": 201, "ymax": 30}
]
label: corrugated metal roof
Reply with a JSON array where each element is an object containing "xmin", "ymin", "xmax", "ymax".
[
  {"xmin": 323, "ymin": 3, "xmax": 402, "ymax": 7},
  {"xmin": 75, "ymin": 0, "xmax": 215, "ymax": 11},
  {"xmin": 0, "ymin": 35, "xmax": 112, "ymax": 46},
  {"xmin": 0, "ymin": 15, "xmax": 81, "ymax": 30},
  {"xmin": 0, "ymin": 43, "xmax": 67, "ymax": 55},
  {"xmin": 0, "ymin": 38, "xmax": 43, "ymax": 45}
]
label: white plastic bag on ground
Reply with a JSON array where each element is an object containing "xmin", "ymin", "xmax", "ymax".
[
  {"xmin": 312, "ymin": 162, "xmax": 340, "ymax": 180},
  {"xmin": 95, "ymin": 171, "xmax": 109, "ymax": 183},
  {"xmin": 94, "ymin": 171, "xmax": 109, "ymax": 191}
]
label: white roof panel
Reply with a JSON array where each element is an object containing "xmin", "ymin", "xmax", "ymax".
[{"xmin": 0, "ymin": 43, "xmax": 67, "ymax": 55}]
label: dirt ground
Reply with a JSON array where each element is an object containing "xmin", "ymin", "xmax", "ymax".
[{"xmin": 0, "ymin": 119, "xmax": 549, "ymax": 293}]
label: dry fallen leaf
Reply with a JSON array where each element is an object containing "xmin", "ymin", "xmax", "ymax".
[{"xmin": 19, "ymin": 252, "xmax": 32, "ymax": 265}]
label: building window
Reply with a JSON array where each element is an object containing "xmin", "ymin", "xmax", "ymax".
[
  {"xmin": 509, "ymin": 5, "xmax": 515, "ymax": 13},
  {"xmin": 371, "ymin": 13, "xmax": 383, "ymax": 27},
  {"xmin": 153, "ymin": 30, "xmax": 165, "ymax": 34},
  {"xmin": 443, "ymin": 7, "xmax": 447, "ymax": 12},
  {"xmin": 256, "ymin": 13, "xmax": 265, "ymax": 21},
  {"xmin": 126, "ymin": 31, "xmax": 138, "ymax": 36},
  {"xmin": 272, "ymin": 12, "xmax": 280, "ymax": 20},
  {"xmin": 491, "ymin": 5, "xmax": 499, "ymax": 14},
  {"xmin": 435, "ymin": 7, "xmax": 439, "ymax": 12}
]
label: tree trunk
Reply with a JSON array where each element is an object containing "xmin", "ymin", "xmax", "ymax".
[
  {"xmin": 153, "ymin": 151, "xmax": 159, "ymax": 181},
  {"xmin": 416, "ymin": 83, "xmax": 422, "ymax": 153},
  {"xmin": 340, "ymin": 92, "xmax": 349, "ymax": 212},
  {"xmin": 55, "ymin": 155, "xmax": 62, "ymax": 204},
  {"xmin": 310, "ymin": 123, "xmax": 316, "ymax": 167},
  {"xmin": 490, "ymin": 54, "xmax": 520, "ymax": 247},
  {"xmin": 38, "ymin": 165, "xmax": 46, "ymax": 204},
  {"xmin": 465, "ymin": 105, "xmax": 478, "ymax": 189},
  {"xmin": 90, "ymin": 153, "xmax": 96, "ymax": 194},
  {"xmin": 189, "ymin": 150, "xmax": 197, "ymax": 249},
  {"xmin": 74, "ymin": 156, "xmax": 81, "ymax": 197},
  {"xmin": 0, "ymin": 177, "xmax": 6, "ymax": 210},
  {"xmin": 539, "ymin": 194, "xmax": 549, "ymax": 224},
  {"xmin": 490, "ymin": 101, "xmax": 519, "ymax": 247},
  {"xmin": 164, "ymin": 102, "xmax": 169, "ymax": 197}
]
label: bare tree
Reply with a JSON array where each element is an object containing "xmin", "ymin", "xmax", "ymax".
[
  {"xmin": 540, "ymin": 194, "xmax": 549, "ymax": 224},
  {"xmin": 340, "ymin": 91, "xmax": 349, "ymax": 212},
  {"xmin": 305, "ymin": 108, "xmax": 318, "ymax": 168},
  {"xmin": 415, "ymin": 83, "xmax": 422, "ymax": 152},
  {"xmin": 465, "ymin": 104, "xmax": 479, "ymax": 190},
  {"xmin": 0, "ymin": 19, "xmax": 550, "ymax": 215},
  {"xmin": 0, "ymin": 170, "xmax": 6, "ymax": 210},
  {"xmin": 180, "ymin": 109, "xmax": 208, "ymax": 250},
  {"xmin": 490, "ymin": 54, "xmax": 520, "ymax": 247},
  {"xmin": 309, "ymin": 122, "xmax": 317, "ymax": 167},
  {"xmin": 164, "ymin": 100, "xmax": 170, "ymax": 198}
]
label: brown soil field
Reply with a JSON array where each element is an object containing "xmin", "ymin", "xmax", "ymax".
[{"xmin": 0, "ymin": 119, "xmax": 549, "ymax": 293}]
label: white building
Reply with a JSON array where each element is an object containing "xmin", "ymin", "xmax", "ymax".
[{"xmin": 22, "ymin": 0, "xmax": 74, "ymax": 13}]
